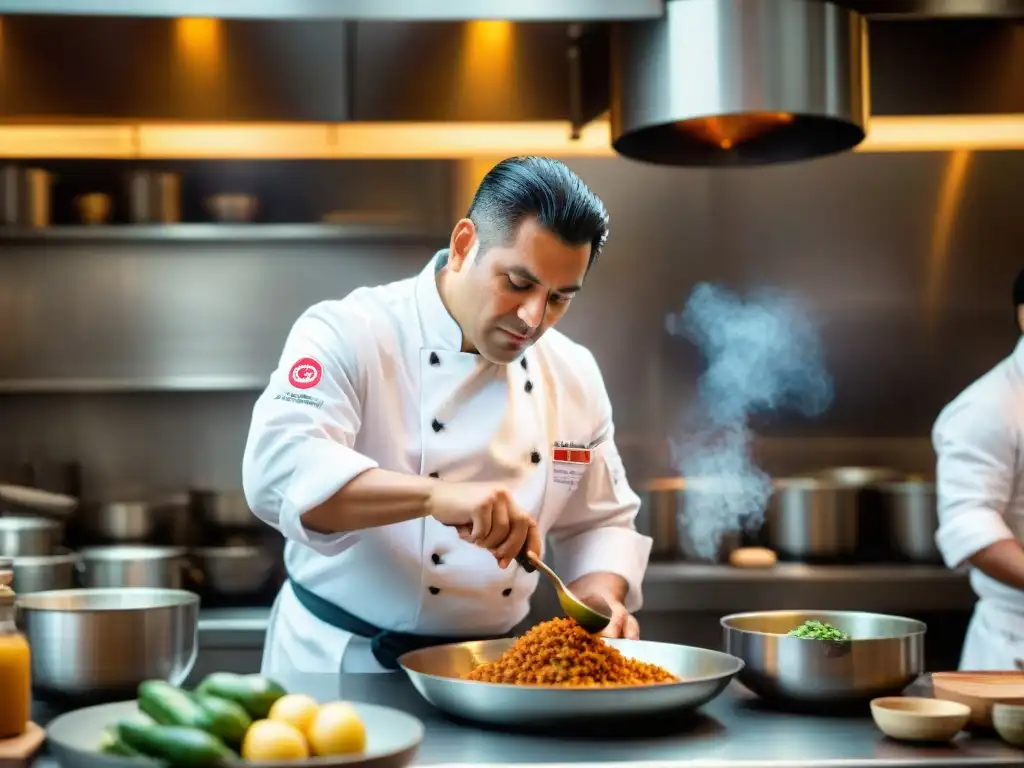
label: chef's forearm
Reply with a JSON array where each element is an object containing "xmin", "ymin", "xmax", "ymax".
[
  {"xmin": 969, "ymin": 539, "xmax": 1024, "ymax": 590},
  {"xmin": 300, "ymin": 468, "xmax": 437, "ymax": 534}
]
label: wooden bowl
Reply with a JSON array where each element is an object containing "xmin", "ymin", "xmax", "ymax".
[
  {"xmin": 870, "ymin": 696, "xmax": 971, "ymax": 742},
  {"xmin": 932, "ymin": 672, "xmax": 1024, "ymax": 727},
  {"xmin": 993, "ymin": 703, "xmax": 1024, "ymax": 747}
]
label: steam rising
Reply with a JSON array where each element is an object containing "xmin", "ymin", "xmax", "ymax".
[{"xmin": 665, "ymin": 283, "xmax": 833, "ymax": 559}]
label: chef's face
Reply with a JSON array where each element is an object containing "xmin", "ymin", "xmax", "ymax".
[{"xmin": 447, "ymin": 217, "xmax": 590, "ymax": 364}]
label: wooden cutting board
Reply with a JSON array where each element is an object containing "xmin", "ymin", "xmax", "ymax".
[{"xmin": 0, "ymin": 723, "xmax": 45, "ymax": 768}]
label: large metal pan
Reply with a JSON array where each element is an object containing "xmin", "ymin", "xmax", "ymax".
[
  {"xmin": 399, "ymin": 637, "xmax": 743, "ymax": 727},
  {"xmin": 721, "ymin": 609, "xmax": 926, "ymax": 706}
]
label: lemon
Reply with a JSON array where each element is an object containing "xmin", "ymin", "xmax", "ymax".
[
  {"xmin": 307, "ymin": 702, "xmax": 367, "ymax": 756},
  {"xmin": 268, "ymin": 693, "xmax": 320, "ymax": 734},
  {"xmin": 241, "ymin": 719, "xmax": 310, "ymax": 760}
]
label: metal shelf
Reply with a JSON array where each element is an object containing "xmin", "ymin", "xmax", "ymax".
[
  {"xmin": 0, "ymin": 223, "xmax": 448, "ymax": 244},
  {"xmin": 0, "ymin": 375, "xmax": 267, "ymax": 394},
  {"xmin": 642, "ymin": 562, "xmax": 973, "ymax": 613}
]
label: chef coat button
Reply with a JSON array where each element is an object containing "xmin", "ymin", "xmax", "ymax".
[
  {"xmin": 429, "ymin": 472, "xmax": 439, "ymax": 478},
  {"xmin": 524, "ymin": 380, "xmax": 533, "ymax": 394},
  {"xmin": 428, "ymin": 586, "xmax": 441, "ymax": 595},
  {"xmin": 520, "ymin": 357, "xmax": 528, "ymax": 370},
  {"xmin": 502, "ymin": 588, "xmax": 512, "ymax": 597},
  {"xmin": 431, "ymin": 553, "xmax": 443, "ymax": 565},
  {"xmin": 531, "ymin": 451, "xmax": 541, "ymax": 464},
  {"xmin": 429, "ymin": 352, "xmax": 440, "ymax": 366},
  {"xmin": 431, "ymin": 419, "xmax": 444, "ymax": 432}
]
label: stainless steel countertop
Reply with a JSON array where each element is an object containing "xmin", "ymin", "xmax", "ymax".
[{"xmin": 31, "ymin": 671, "xmax": 1023, "ymax": 767}]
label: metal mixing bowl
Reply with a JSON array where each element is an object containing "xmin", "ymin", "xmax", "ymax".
[
  {"xmin": 18, "ymin": 588, "xmax": 199, "ymax": 704},
  {"xmin": 399, "ymin": 637, "xmax": 744, "ymax": 727},
  {"xmin": 721, "ymin": 609, "xmax": 926, "ymax": 705}
]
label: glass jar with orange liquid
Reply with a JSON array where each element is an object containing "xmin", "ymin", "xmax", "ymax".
[{"xmin": 0, "ymin": 558, "xmax": 30, "ymax": 739}]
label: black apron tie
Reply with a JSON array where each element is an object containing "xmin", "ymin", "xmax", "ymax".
[{"xmin": 287, "ymin": 575, "xmax": 508, "ymax": 670}]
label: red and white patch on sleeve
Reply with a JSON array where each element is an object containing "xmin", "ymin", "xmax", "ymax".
[{"xmin": 288, "ymin": 357, "xmax": 323, "ymax": 390}]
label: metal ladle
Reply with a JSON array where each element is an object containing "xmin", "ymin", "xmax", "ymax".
[{"xmin": 516, "ymin": 548, "xmax": 612, "ymax": 634}]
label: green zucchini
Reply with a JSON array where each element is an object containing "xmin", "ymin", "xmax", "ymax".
[
  {"xmin": 98, "ymin": 726, "xmax": 146, "ymax": 758},
  {"xmin": 137, "ymin": 680, "xmax": 212, "ymax": 730},
  {"xmin": 192, "ymin": 693, "xmax": 252, "ymax": 745},
  {"xmin": 195, "ymin": 672, "xmax": 286, "ymax": 719},
  {"xmin": 116, "ymin": 720, "xmax": 235, "ymax": 767}
]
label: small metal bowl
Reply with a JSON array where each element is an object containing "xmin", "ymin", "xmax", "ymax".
[{"xmin": 721, "ymin": 609, "xmax": 926, "ymax": 705}]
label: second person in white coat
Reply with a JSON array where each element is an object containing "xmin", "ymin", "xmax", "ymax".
[
  {"xmin": 934, "ymin": 267, "xmax": 1024, "ymax": 670},
  {"xmin": 242, "ymin": 156, "xmax": 653, "ymax": 688}
]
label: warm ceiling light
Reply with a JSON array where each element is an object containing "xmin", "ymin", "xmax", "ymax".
[
  {"xmin": 858, "ymin": 115, "xmax": 1024, "ymax": 152},
  {"xmin": 0, "ymin": 115, "xmax": 1020, "ymax": 159}
]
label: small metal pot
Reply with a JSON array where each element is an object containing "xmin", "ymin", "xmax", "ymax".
[
  {"xmin": 81, "ymin": 497, "xmax": 189, "ymax": 545},
  {"xmin": 764, "ymin": 478, "xmax": 859, "ymax": 562},
  {"xmin": 636, "ymin": 478, "xmax": 682, "ymax": 558},
  {"xmin": 76, "ymin": 546, "xmax": 189, "ymax": 589},
  {"xmin": 0, "ymin": 166, "xmax": 54, "ymax": 227},
  {"xmin": 190, "ymin": 545, "xmax": 278, "ymax": 597},
  {"xmin": 190, "ymin": 490, "xmax": 259, "ymax": 529},
  {"xmin": 127, "ymin": 170, "xmax": 180, "ymax": 224},
  {"xmin": 880, "ymin": 480, "xmax": 940, "ymax": 564},
  {"xmin": 0, "ymin": 516, "xmax": 63, "ymax": 556},
  {"xmin": 205, "ymin": 194, "xmax": 258, "ymax": 222},
  {"xmin": 11, "ymin": 551, "xmax": 79, "ymax": 594}
]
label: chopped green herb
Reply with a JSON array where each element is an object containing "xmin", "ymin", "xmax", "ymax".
[{"xmin": 787, "ymin": 620, "xmax": 850, "ymax": 641}]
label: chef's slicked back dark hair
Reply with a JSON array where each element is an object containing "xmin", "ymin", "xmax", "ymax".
[
  {"xmin": 467, "ymin": 156, "xmax": 609, "ymax": 271},
  {"xmin": 1014, "ymin": 268, "xmax": 1024, "ymax": 309}
]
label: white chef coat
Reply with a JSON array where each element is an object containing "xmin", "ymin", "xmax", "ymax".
[
  {"xmin": 933, "ymin": 336, "xmax": 1024, "ymax": 670},
  {"xmin": 243, "ymin": 250, "xmax": 652, "ymax": 686}
]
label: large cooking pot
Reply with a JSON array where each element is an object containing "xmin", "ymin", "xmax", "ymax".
[
  {"xmin": 763, "ymin": 478, "xmax": 858, "ymax": 562},
  {"xmin": 765, "ymin": 467, "xmax": 906, "ymax": 563},
  {"xmin": 879, "ymin": 480, "xmax": 940, "ymax": 564},
  {"xmin": 637, "ymin": 477, "xmax": 749, "ymax": 562},
  {"xmin": 0, "ymin": 516, "xmax": 63, "ymax": 557},
  {"xmin": 11, "ymin": 551, "xmax": 78, "ymax": 593},
  {"xmin": 19, "ymin": 588, "xmax": 199, "ymax": 703},
  {"xmin": 76, "ymin": 546, "xmax": 189, "ymax": 589}
]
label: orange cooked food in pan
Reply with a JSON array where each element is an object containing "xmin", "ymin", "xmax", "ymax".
[{"xmin": 463, "ymin": 617, "xmax": 679, "ymax": 686}]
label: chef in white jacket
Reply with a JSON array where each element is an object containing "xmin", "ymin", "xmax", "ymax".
[
  {"xmin": 933, "ymin": 268, "xmax": 1024, "ymax": 670},
  {"xmin": 243, "ymin": 156, "xmax": 653, "ymax": 686}
]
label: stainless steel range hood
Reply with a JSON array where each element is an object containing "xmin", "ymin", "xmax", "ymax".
[{"xmin": 611, "ymin": 0, "xmax": 870, "ymax": 167}]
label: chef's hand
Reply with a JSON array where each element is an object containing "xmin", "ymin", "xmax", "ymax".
[
  {"xmin": 428, "ymin": 481, "xmax": 541, "ymax": 569},
  {"xmin": 569, "ymin": 573, "xmax": 639, "ymax": 640}
]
